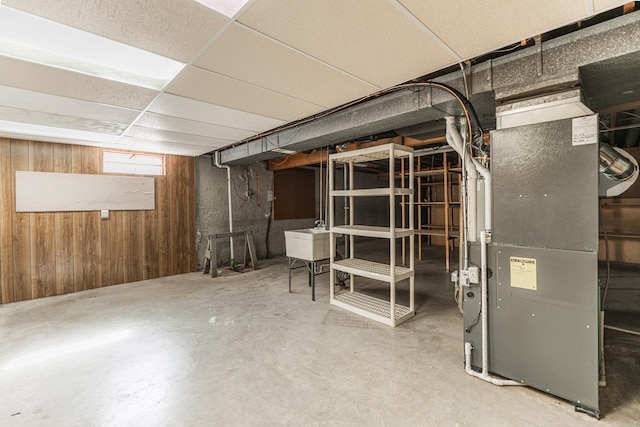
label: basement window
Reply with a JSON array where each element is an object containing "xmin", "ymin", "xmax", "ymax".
[{"xmin": 103, "ymin": 151, "xmax": 165, "ymax": 176}]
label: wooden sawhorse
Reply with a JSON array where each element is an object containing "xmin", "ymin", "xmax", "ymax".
[{"xmin": 203, "ymin": 231, "xmax": 258, "ymax": 277}]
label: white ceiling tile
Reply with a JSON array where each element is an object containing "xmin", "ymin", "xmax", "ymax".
[
  {"xmin": 0, "ymin": 119, "xmax": 119, "ymax": 145},
  {"xmin": 398, "ymin": 0, "xmax": 592, "ymax": 60},
  {"xmin": 148, "ymin": 93, "xmax": 284, "ymax": 132},
  {"xmin": 125, "ymin": 126, "xmax": 234, "ymax": 148},
  {"xmin": 136, "ymin": 112, "xmax": 256, "ymax": 141},
  {"xmin": 116, "ymin": 137, "xmax": 212, "ymax": 156},
  {"xmin": 0, "ymin": 6, "xmax": 185, "ymax": 90},
  {"xmin": 0, "ymin": 105, "xmax": 128, "ymax": 135},
  {"xmin": 0, "ymin": 56, "xmax": 158, "ymax": 110},
  {"xmin": 193, "ymin": 0, "xmax": 251, "ymax": 18},
  {"xmin": 593, "ymin": 0, "xmax": 629, "ymax": 12},
  {"xmin": 196, "ymin": 23, "xmax": 379, "ymax": 107},
  {"xmin": 0, "ymin": 85, "xmax": 140, "ymax": 125},
  {"xmin": 0, "ymin": 0, "xmax": 632, "ymax": 159},
  {"xmin": 3, "ymin": 0, "xmax": 228, "ymax": 62},
  {"xmin": 238, "ymin": 0, "xmax": 458, "ymax": 88},
  {"xmin": 166, "ymin": 66, "xmax": 324, "ymax": 121}
]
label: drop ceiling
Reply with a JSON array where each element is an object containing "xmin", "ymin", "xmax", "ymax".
[{"xmin": 0, "ymin": 0, "xmax": 628, "ymax": 157}]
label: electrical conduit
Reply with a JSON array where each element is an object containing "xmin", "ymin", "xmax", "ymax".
[{"xmin": 471, "ymin": 158, "xmax": 492, "ymax": 233}]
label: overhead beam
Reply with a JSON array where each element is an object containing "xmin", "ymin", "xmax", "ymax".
[
  {"xmin": 267, "ymin": 137, "xmax": 402, "ymax": 171},
  {"xmin": 623, "ymin": 2, "xmax": 635, "ymax": 14},
  {"xmin": 404, "ymin": 136, "xmax": 445, "ymax": 147},
  {"xmin": 597, "ymin": 99, "xmax": 640, "ymax": 114},
  {"xmin": 267, "ymin": 149, "xmax": 327, "ymax": 171},
  {"xmin": 267, "ymin": 131, "xmax": 489, "ymax": 171},
  {"xmin": 267, "ymin": 135, "xmax": 460, "ymax": 171},
  {"xmin": 344, "ymin": 136, "xmax": 404, "ymax": 151}
]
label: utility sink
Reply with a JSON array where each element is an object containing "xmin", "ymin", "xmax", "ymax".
[{"xmin": 285, "ymin": 228, "xmax": 330, "ymax": 261}]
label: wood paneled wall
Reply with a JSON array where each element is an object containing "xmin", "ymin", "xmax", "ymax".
[{"xmin": 0, "ymin": 138, "xmax": 196, "ymax": 304}]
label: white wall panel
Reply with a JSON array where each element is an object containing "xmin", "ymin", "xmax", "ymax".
[{"xmin": 16, "ymin": 171, "xmax": 155, "ymax": 212}]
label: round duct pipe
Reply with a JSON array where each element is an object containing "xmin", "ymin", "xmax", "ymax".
[
  {"xmin": 598, "ymin": 143, "xmax": 639, "ymax": 197},
  {"xmin": 599, "ymin": 143, "xmax": 635, "ymax": 181}
]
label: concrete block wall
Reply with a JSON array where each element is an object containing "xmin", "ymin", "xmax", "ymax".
[
  {"xmin": 195, "ymin": 157, "xmax": 314, "ymax": 270},
  {"xmin": 195, "ymin": 156, "xmax": 394, "ymax": 269}
]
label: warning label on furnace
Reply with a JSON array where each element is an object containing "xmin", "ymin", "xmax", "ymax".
[
  {"xmin": 510, "ymin": 256, "xmax": 537, "ymax": 290},
  {"xmin": 572, "ymin": 115, "xmax": 598, "ymax": 146}
]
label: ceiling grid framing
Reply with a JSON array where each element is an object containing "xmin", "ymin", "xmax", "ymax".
[
  {"xmin": 117, "ymin": 0, "xmax": 265, "ymax": 151},
  {"xmin": 390, "ymin": 0, "xmax": 464, "ymax": 62},
  {"xmin": 193, "ymin": 22, "xmax": 381, "ymax": 108},
  {"xmin": 237, "ymin": 0, "xmax": 460, "ymax": 88},
  {"xmin": 219, "ymin": 8, "xmax": 640, "ymax": 164},
  {"xmin": 0, "ymin": 0, "xmax": 632, "ymax": 156},
  {"xmin": 234, "ymin": 22, "xmax": 383, "ymax": 90}
]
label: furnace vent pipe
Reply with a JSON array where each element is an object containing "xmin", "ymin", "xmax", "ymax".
[
  {"xmin": 466, "ymin": 161, "xmax": 478, "ymax": 243},
  {"xmin": 214, "ymin": 151, "xmax": 235, "ymax": 264},
  {"xmin": 445, "ymin": 117, "xmax": 478, "ymax": 241},
  {"xmin": 445, "ymin": 115, "xmax": 493, "ymax": 233},
  {"xmin": 471, "ymin": 157, "xmax": 491, "ymax": 233}
]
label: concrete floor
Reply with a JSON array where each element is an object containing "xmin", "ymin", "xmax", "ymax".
[{"xmin": 0, "ymin": 247, "xmax": 638, "ymax": 426}]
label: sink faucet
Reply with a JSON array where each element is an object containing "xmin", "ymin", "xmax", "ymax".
[{"xmin": 315, "ymin": 219, "xmax": 326, "ymax": 230}]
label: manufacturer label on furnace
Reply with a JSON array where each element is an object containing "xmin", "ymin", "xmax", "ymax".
[
  {"xmin": 510, "ymin": 256, "xmax": 537, "ymax": 290},
  {"xmin": 572, "ymin": 115, "xmax": 598, "ymax": 146}
]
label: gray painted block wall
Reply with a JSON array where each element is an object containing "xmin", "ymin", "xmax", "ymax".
[
  {"xmin": 195, "ymin": 157, "xmax": 314, "ymax": 270},
  {"xmin": 195, "ymin": 156, "xmax": 393, "ymax": 270}
]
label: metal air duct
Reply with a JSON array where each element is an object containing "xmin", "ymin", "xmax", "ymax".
[
  {"xmin": 599, "ymin": 143, "xmax": 636, "ymax": 181},
  {"xmin": 598, "ymin": 143, "xmax": 639, "ymax": 197}
]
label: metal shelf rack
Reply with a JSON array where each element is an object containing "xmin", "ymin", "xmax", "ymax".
[
  {"xmin": 328, "ymin": 143, "xmax": 415, "ymax": 327},
  {"xmin": 403, "ymin": 151, "xmax": 461, "ymax": 271}
]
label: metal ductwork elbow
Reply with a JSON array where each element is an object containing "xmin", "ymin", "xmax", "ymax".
[
  {"xmin": 598, "ymin": 143, "xmax": 639, "ymax": 197},
  {"xmin": 599, "ymin": 143, "xmax": 636, "ymax": 181}
]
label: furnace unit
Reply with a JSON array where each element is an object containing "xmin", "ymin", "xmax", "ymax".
[{"xmin": 451, "ymin": 92, "xmax": 638, "ymax": 418}]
